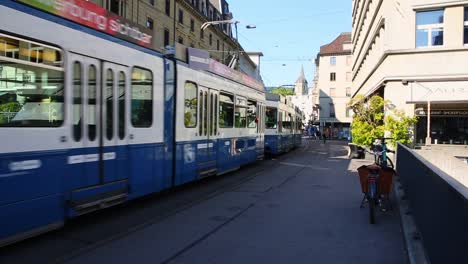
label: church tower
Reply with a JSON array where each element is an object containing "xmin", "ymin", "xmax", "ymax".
[{"xmin": 295, "ymin": 66, "xmax": 308, "ymax": 96}]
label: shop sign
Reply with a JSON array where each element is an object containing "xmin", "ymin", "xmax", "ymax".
[
  {"xmin": 415, "ymin": 109, "xmax": 468, "ymax": 117},
  {"xmin": 16, "ymin": 0, "xmax": 152, "ymax": 47},
  {"xmin": 409, "ymin": 82, "xmax": 468, "ymax": 103}
]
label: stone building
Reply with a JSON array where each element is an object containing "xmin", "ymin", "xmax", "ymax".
[
  {"xmin": 352, "ymin": 0, "xmax": 468, "ymax": 145},
  {"xmin": 315, "ymin": 33, "xmax": 353, "ymax": 139},
  {"xmin": 89, "ymin": 0, "xmax": 240, "ymax": 64},
  {"xmin": 289, "ymin": 67, "xmax": 314, "ymax": 125}
]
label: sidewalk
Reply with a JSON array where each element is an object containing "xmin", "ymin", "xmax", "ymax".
[{"xmin": 63, "ymin": 140, "xmax": 406, "ymax": 264}]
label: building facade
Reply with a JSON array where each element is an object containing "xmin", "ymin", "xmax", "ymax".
[
  {"xmin": 290, "ymin": 67, "xmax": 314, "ymax": 125},
  {"xmin": 352, "ymin": 0, "xmax": 468, "ymax": 145},
  {"xmin": 316, "ymin": 33, "xmax": 354, "ymax": 139},
  {"xmin": 88, "ymin": 0, "xmax": 239, "ymax": 64}
]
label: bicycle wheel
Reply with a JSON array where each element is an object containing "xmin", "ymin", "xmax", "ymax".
[
  {"xmin": 368, "ymin": 181, "xmax": 376, "ymax": 224},
  {"xmin": 387, "ymin": 157, "xmax": 394, "ymax": 169}
]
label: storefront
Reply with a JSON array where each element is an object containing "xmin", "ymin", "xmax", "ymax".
[
  {"xmin": 320, "ymin": 119, "xmax": 350, "ymax": 140},
  {"xmin": 415, "ymin": 108, "xmax": 468, "ymax": 145},
  {"xmin": 409, "ymin": 81, "xmax": 468, "ymax": 145}
]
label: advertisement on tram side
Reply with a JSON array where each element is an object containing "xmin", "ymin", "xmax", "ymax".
[{"xmin": 16, "ymin": 0, "xmax": 153, "ymax": 48}]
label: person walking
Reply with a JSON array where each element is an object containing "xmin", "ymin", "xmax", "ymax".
[{"xmin": 323, "ymin": 127, "xmax": 330, "ymax": 143}]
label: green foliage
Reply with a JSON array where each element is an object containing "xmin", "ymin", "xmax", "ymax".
[
  {"xmin": 385, "ymin": 110, "xmax": 418, "ymax": 148},
  {"xmin": 0, "ymin": 102, "xmax": 21, "ymax": 124},
  {"xmin": 349, "ymin": 95, "xmax": 416, "ymax": 148},
  {"xmin": 0, "ymin": 102, "xmax": 21, "ymax": 112},
  {"xmin": 271, "ymin": 87, "xmax": 294, "ymax": 96}
]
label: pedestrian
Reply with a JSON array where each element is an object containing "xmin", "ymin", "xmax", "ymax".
[
  {"xmin": 309, "ymin": 126, "xmax": 315, "ymax": 140},
  {"xmin": 323, "ymin": 128, "xmax": 330, "ymax": 143},
  {"xmin": 316, "ymin": 130, "xmax": 321, "ymax": 140}
]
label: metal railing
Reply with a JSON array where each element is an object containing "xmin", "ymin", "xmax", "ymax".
[{"xmin": 396, "ymin": 143, "xmax": 468, "ymax": 264}]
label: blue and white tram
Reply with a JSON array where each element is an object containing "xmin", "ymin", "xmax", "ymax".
[
  {"xmin": 0, "ymin": 0, "xmax": 265, "ymax": 246},
  {"xmin": 292, "ymin": 107, "xmax": 304, "ymax": 148},
  {"xmin": 264, "ymin": 93, "xmax": 295, "ymax": 156},
  {"xmin": 174, "ymin": 65, "xmax": 265, "ymax": 185}
]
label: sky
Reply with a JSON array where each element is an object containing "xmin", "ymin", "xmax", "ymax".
[{"xmin": 229, "ymin": 0, "xmax": 352, "ymax": 88}]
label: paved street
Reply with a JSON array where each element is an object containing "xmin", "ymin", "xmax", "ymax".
[{"xmin": 1, "ymin": 140, "xmax": 406, "ymax": 264}]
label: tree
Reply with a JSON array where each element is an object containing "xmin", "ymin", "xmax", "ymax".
[
  {"xmin": 271, "ymin": 87, "xmax": 294, "ymax": 96},
  {"xmin": 349, "ymin": 95, "xmax": 417, "ymax": 147}
]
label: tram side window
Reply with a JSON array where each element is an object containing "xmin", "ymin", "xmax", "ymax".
[
  {"xmin": 106, "ymin": 69, "xmax": 114, "ymax": 140},
  {"xmin": 235, "ymin": 97, "xmax": 247, "ymax": 128},
  {"xmin": 88, "ymin": 65, "xmax": 97, "ymax": 141},
  {"xmin": 73, "ymin": 62, "xmax": 82, "ymax": 141},
  {"xmin": 278, "ymin": 111, "xmax": 283, "ymax": 132},
  {"xmin": 131, "ymin": 67, "xmax": 153, "ymax": 128},
  {"xmin": 184, "ymin": 82, "xmax": 197, "ymax": 128},
  {"xmin": 247, "ymin": 100, "xmax": 257, "ymax": 128},
  {"xmin": 219, "ymin": 93, "xmax": 234, "ymax": 128},
  {"xmin": 118, "ymin": 71, "xmax": 125, "ymax": 140},
  {"xmin": 283, "ymin": 113, "xmax": 292, "ymax": 131},
  {"xmin": 265, "ymin": 107, "xmax": 277, "ymax": 129},
  {"xmin": 0, "ymin": 34, "xmax": 64, "ymax": 127}
]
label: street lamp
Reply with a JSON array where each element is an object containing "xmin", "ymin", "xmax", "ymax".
[
  {"xmin": 200, "ymin": 20, "xmax": 256, "ymax": 69},
  {"xmin": 201, "ymin": 20, "xmax": 256, "ymax": 41}
]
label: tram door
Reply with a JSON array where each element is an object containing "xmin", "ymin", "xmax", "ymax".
[
  {"xmin": 198, "ymin": 87, "xmax": 219, "ymax": 177},
  {"xmin": 68, "ymin": 53, "xmax": 128, "ymax": 192}
]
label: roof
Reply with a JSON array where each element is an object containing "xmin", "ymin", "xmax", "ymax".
[
  {"xmin": 295, "ymin": 65, "xmax": 307, "ymax": 84},
  {"xmin": 319, "ymin": 32, "xmax": 352, "ymax": 56}
]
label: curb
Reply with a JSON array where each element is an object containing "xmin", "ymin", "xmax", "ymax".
[{"xmin": 393, "ymin": 176, "xmax": 430, "ymax": 264}]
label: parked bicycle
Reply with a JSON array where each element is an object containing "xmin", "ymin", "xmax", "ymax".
[{"xmin": 357, "ymin": 138, "xmax": 396, "ymax": 224}]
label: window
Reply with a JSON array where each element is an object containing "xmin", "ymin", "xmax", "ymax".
[
  {"xmin": 329, "ymin": 103, "xmax": 335, "ymax": 118},
  {"xmin": 235, "ymin": 96, "xmax": 247, "ymax": 128},
  {"xmin": 209, "ymin": 34, "xmax": 212, "ymax": 45},
  {"xmin": 330, "ymin": 56, "xmax": 336, "ymax": 65},
  {"xmin": 219, "ymin": 93, "xmax": 234, "ymax": 128},
  {"xmin": 346, "ymin": 55, "xmax": 352, "ymax": 66},
  {"xmin": 330, "ymin": 72, "xmax": 336, "ymax": 81},
  {"xmin": 199, "ymin": 90, "xmax": 203, "ymax": 135},
  {"xmin": 146, "ymin": 17, "xmax": 154, "ymax": 29},
  {"xmin": 184, "ymin": 82, "xmax": 197, "ymax": 127},
  {"xmin": 178, "ymin": 37, "xmax": 184, "ymax": 45},
  {"xmin": 149, "ymin": 0, "xmax": 154, "ymax": 6},
  {"xmin": 109, "ymin": 0, "xmax": 126, "ymax": 17},
  {"xmin": 278, "ymin": 111, "xmax": 283, "ymax": 132},
  {"xmin": 178, "ymin": 9, "xmax": 184, "ymax": 24},
  {"xmin": 0, "ymin": 34, "xmax": 64, "ymax": 127},
  {"xmin": 247, "ymin": 100, "xmax": 257, "ymax": 128},
  {"xmin": 190, "ymin": 19, "xmax": 195, "ymax": 32},
  {"xmin": 265, "ymin": 107, "xmax": 277, "ymax": 129},
  {"xmin": 346, "ymin": 107, "xmax": 352, "ymax": 118},
  {"xmin": 131, "ymin": 67, "xmax": 153, "ymax": 127},
  {"xmin": 118, "ymin": 71, "xmax": 125, "ymax": 140},
  {"xmin": 346, "ymin": 87, "xmax": 351, "ymax": 97},
  {"xmin": 330, "ymin": 87, "xmax": 336, "ymax": 97},
  {"xmin": 73, "ymin": 62, "xmax": 82, "ymax": 141},
  {"xmin": 164, "ymin": 29, "xmax": 170, "ymax": 47},
  {"xmin": 283, "ymin": 113, "xmax": 291, "ymax": 130},
  {"xmin": 464, "ymin": 7, "xmax": 468, "ymax": 44},
  {"xmin": 203, "ymin": 91, "xmax": 208, "ymax": 135},
  {"xmin": 416, "ymin": 9, "xmax": 444, "ymax": 48},
  {"xmin": 217, "ymin": 39, "xmax": 220, "ymax": 50},
  {"xmin": 200, "ymin": 28, "xmax": 204, "ymax": 39},
  {"xmin": 213, "ymin": 94, "xmax": 218, "ymax": 135},
  {"xmin": 88, "ymin": 65, "xmax": 97, "ymax": 140},
  {"xmin": 105, "ymin": 69, "xmax": 114, "ymax": 140},
  {"xmin": 346, "ymin": 72, "xmax": 352, "ymax": 82},
  {"xmin": 165, "ymin": 0, "xmax": 171, "ymax": 16}
]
